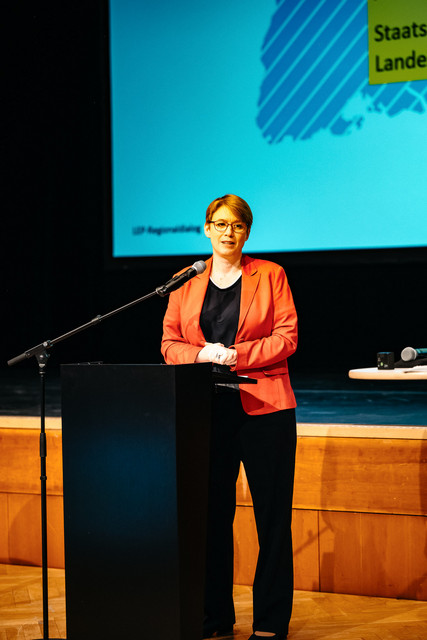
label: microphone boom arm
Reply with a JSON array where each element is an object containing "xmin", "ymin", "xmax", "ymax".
[{"xmin": 8, "ymin": 260, "xmax": 206, "ymax": 366}]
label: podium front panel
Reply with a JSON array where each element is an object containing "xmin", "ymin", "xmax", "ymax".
[{"xmin": 61, "ymin": 363, "xmax": 212, "ymax": 640}]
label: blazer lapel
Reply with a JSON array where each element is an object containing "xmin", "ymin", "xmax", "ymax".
[
  {"xmin": 187, "ymin": 256, "xmax": 212, "ymax": 341},
  {"xmin": 238, "ymin": 256, "xmax": 260, "ymax": 331}
]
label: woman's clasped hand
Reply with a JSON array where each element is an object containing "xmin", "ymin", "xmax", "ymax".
[{"xmin": 196, "ymin": 342, "xmax": 238, "ymax": 367}]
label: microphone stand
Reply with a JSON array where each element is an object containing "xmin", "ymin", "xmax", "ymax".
[{"xmin": 7, "ymin": 286, "xmax": 165, "ymax": 640}]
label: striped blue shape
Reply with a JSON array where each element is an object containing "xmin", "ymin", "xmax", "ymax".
[{"xmin": 257, "ymin": 0, "xmax": 427, "ymax": 142}]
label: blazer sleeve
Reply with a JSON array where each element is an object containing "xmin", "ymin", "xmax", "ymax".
[
  {"xmin": 161, "ymin": 286, "xmax": 204, "ymax": 365},
  {"xmin": 231, "ymin": 264, "xmax": 297, "ymax": 371}
]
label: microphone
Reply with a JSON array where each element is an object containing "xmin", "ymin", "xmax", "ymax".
[
  {"xmin": 156, "ymin": 260, "xmax": 206, "ymax": 297},
  {"xmin": 400, "ymin": 346, "xmax": 427, "ymax": 362}
]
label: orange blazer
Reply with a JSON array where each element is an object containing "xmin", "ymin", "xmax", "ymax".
[{"xmin": 161, "ymin": 255, "xmax": 298, "ymax": 415}]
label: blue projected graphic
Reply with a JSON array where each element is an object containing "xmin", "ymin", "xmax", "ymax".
[
  {"xmin": 257, "ymin": 0, "xmax": 427, "ymax": 142},
  {"xmin": 109, "ymin": 0, "xmax": 427, "ymax": 258}
]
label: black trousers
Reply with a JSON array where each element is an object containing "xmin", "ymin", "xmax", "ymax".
[{"xmin": 204, "ymin": 391, "xmax": 297, "ymax": 636}]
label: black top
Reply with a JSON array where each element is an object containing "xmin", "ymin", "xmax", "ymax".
[{"xmin": 200, "ymin": 276, "xmax": 242, "ymax": 378}]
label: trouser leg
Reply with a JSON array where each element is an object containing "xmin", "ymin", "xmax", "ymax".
[{"xmin": 240, "ymin": 408, "xmax": 297, "ymax": 635}]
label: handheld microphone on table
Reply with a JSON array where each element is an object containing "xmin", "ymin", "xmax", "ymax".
[
  {"xmin": 400, "ymin": 347, "xmax": 427, "ymax": 362},
  {"xmin": 156, "ymin": 260, "xmax": 207, "ymax": 297}
]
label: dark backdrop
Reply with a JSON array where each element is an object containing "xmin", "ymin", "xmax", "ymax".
[{"xmin": 4, "ymin": 3, "xmax": 427, "ymax": 379}]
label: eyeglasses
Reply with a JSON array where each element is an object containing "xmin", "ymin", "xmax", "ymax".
[{"xmin": 208, "ymin": 220, "xmax": 247, "ymax": 234}]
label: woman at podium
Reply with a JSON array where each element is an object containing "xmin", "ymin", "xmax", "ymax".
[{"xmin": 161, "ymin": 194, "xmax": 298, "ymax": 640}]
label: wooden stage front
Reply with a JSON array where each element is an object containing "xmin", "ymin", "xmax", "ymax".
[{"xmin": 1, "ymin": 416, "xmax": 426, "ymax": 602}]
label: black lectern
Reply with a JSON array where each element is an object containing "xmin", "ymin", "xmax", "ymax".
[{"xmin": 61, "ymin": 363, "xmax": 212, "ymax": 640}]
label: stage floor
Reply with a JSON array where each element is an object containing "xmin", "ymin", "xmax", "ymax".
[
  {"xmin": 1, "ymin": 368, "xmax": 426, "ymax": 426},
  {"xmin": 1, "ymin": 564, "xmax": 427, "ymax": 640}
]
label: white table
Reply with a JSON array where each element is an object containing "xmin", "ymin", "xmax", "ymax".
[{"xmin": 349, "ymin": 366, "xmax": 427, "ymax": 380}]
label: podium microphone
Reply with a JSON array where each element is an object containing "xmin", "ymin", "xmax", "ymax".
[
  {"xmin": 400, "ymin": 347, "xmax": 427, "ymax": 362},
  {"xmin": 156, "ymin": 260, "xmax": 207, "ymax": 297}
]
